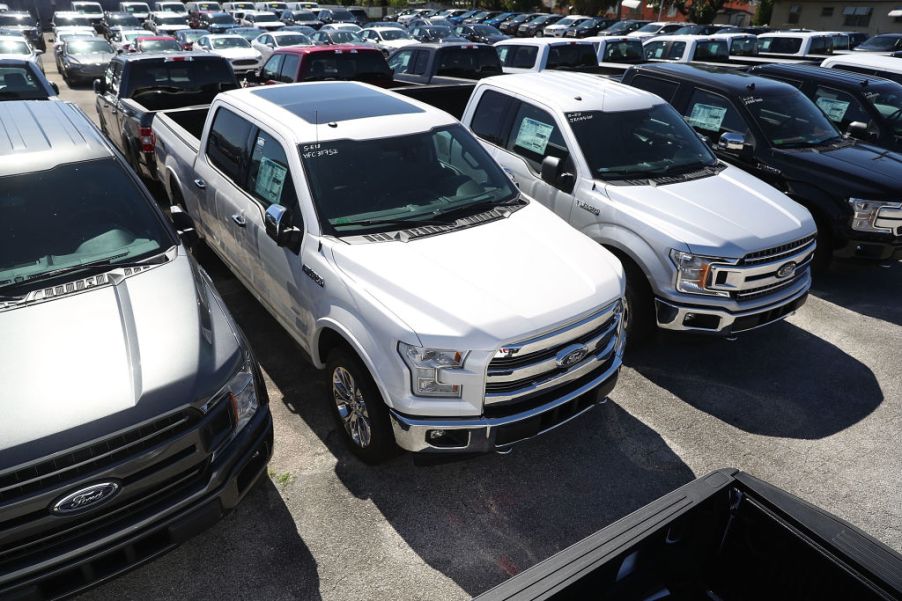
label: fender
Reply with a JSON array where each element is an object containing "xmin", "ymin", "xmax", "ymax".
[{"xmin": 578, "ymin": 221, "xmax": 671, "ymax": 296}]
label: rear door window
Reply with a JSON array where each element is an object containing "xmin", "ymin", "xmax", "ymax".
[
  {"xmin": 206, "ymin": 107, "xmax": 254, "ymax": 184},
  {"xmin": 812, "ymin": 85, "xmax": 870, "ymax": 129},
  {"xmin": 470, "ymin": 89, "xmax": 514, "ymax": 146},
  {"xmin": 246, "ymin": 129, "xmax": 298, "ymax": 207},
  {"xmin": 261, "ymin": 53, "xmax": 283, "ymax": 80},
  {"xmin": 497, "ymin": 45, "xmax": 538, "ymax": 69},
  {"xmin": 629, "ymin": 74, "xmax": 679, "ymax": 103},
  {"xmin": 279, "ymin": 53, "xmax": 299, "ymax": 81}
]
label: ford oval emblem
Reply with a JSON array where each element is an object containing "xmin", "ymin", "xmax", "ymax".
[
  {"xmin": 556, "ymin": 344, "xmax": 589, "ymax": 369},
  {"xmin": 776, "ymin": 261, "xmax": 797, "ymax": 279},
  {"xmin": 51, "ymin": 481, "xmax": 121, "ymax": 516}
]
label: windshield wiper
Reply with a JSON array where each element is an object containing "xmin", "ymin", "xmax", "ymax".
[
  {"xmin": 0, "ymin": 252, "xmax": 169, "ymax": 293},
  {"xmin": 429, "ymin": 195, "xmax": 524, "ymax": 222},
  {"xmin": 336, "ymin": 216, "xmax": 456, "ymax": 229}
]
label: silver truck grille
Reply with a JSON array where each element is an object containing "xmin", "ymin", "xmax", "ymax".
[
  {"xmin": 231, "ymin": 59, "xmax": 258, "ymax": 66},
  {"xmin": 875, "ymin": 205, "xmax": 902, "ymax": 235},
  {"xmin": 485, "ymin": 301, "xmax": 622, "ymax": 407},
  {"xmin": 707, "ymin": 236, "xmax": 816, "ymax": 301}
]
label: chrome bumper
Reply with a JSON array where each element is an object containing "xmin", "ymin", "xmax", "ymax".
[
  {"xmin": 389, "ymin": 354, "xmax": 621, "ymax": 454},
  {"xmin": 655, "ymin": 285, "xmax": 809, "ymax": 335}
]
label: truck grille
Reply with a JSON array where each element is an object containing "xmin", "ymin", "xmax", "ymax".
[
  {"xmin": 0, "ymin": 400, "xmax": 233, "ymax": 578},
  {"xmin": 231, "ymin": 59, "xmax": 258, "ymax": 66},
  {"xmin": 739, "ymin": 234, "xmax": 816, "ymax": 265},
  {"xmin": 485, "ymin": 301, "xmax": 622, "ymax": 409},
  {"xmin": 706, "ymin": 236, "xmax": 816, "ymax": 301}
]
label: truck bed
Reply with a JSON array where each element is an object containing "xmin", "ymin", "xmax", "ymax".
[{"xmin": 475, "ymin": 469, "xmax": 902, "ymax": 601}]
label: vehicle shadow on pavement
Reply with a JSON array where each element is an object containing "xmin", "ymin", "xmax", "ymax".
[
  {"xmin": 626, "ymin": 321, "xmax": 883, "ymax": 439},
  {"xmin": 810, "ymin": 259, "xmax": 902, "ymax": 326},
  {"xmin": 75, "ymin": 479, "xmax": 320, "ymax": 601}
]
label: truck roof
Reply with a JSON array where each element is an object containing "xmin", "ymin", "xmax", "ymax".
[
  {"xmin": 751, "ymin": 62, "xmax": 900, "ymax": 88},
  {"xmin": 0, "ymin": 101, "xmax": 111, "ymax": 177},
  {"xmin": 821, "ymin": 53, "xmax": 902, "ymax": 72},
  {"xmin": 274, "ymin": 44, "xmax": 379, "ymax": 55},
  {"xmin": 221, "ymin": 81, "xmax": 456, "ymax": 144},
  {"xmin": 626, "ymin": 63, "xmax": 798, "ymax": 96},
  {"xmin": 480, "ymin": 71, "xmax": 661, "ymax": 113},
  {"xmin": 113, "ymin": 50, "xmax": 222, "ymax": 61},
  {"xmin": 494, "ymin": 38, "xmax": 593, "ymax": 47},
  {"xmin": 758, "ymin": 31, "xmax": 832, "ymax": 39}
]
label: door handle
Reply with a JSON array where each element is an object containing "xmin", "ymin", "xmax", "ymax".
[
  {"xmin": 231, "ymin": 213, "xmax": 246, "ymax": 227},
  {"xmin": 193, "ymin": 178, "xmax": 206, "ymax": 189}
]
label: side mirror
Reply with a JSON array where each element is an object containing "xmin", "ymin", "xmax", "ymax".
[
  {"xmin": 93, "ymin": 78, "xmax": 105, "ymax": 94},
  {"xmin": 718, "ymin": 131, "xmax": 745, "ymax": 151},
  {"xmin": 264, "ymin": 204, "xmax": 303, "ymax": 251},
  {"xmin": 50, "ymin": 81, "xmax": 59, "ymax": 95},
  {"xmin": 540, "ymin": 155, "xmax": 575, "ymax": 193},
  {"xmin": 846, "ymin": 120, "xmax": 868, "ymax": 140},
  {"xmin": 35, "ymin": 49, "xmax": 44, "ymax": 55},
  {"xmin": 170, "ymin": 205, "xmax": 199, "ymax": 247}
]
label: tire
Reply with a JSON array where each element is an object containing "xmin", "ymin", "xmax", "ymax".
[
  {"xmin": 326, "ymin": 348, "xmax": 396, "ymax": 464},
  {"xmin": 622, "ymin": 259, "xmax": 656, "ymax": 346}
]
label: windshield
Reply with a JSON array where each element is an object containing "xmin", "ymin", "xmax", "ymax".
[
  {"xmin": 758, "ymin": 36, "xmax": 801, "ymax": 54},
  {"xmin": 865, "ymin": 88, "xmax": 902, "ymax": 135},
  {"xmin": 424, "ymin": 26, "xmax": 452, "ymax": 37},
  {"xmin": 555, "ymin": 16, "xmax": 581, "ymax": 27},
  {"xmin": 605, "ymin": 21, "xmax": 639, "ymax": 34},
  {"xmin": 196, "ymin": 2, "xmax": 220, "ymax": 9},
  {"xmin": 301, "ymin": 125, "xmax": 518, "ymax": 235},
  {"xmin": 569, "ymin": 105, "xmax": 717, "ymax": 180},
  {"xmin": 0, "ymin": 14, "xmax": 35, "ymax": 27},
  {"xmin": 274, "ymin": 33, "xmax": 310, "ymax": 45},
  {"xmin": 858, "ymin": 35, "xmax": 900, "ymax": 51},
  {"xmin": 293, "ymin": 12, "xmax": 316, "ymax": 20},
  {"xmin": 747, "ymin": 92, "xmax": 841, "ymax": 148},
  {"xmin": 212, "ymin": 36, "xmax": 250, "ymax": 47},
  {"xmin": 68, "ymin": 39, "xmax": 113, "ymax": 54},
  {"xmin": 472, "ymin": 24, "xmax": 499, "ymax": 35},
  {"xmin": 0, "ymin": 65, "xmax": 49, "ymax": 99},
  {"xmin": 73, "ymin": 3, "xmax": 103, "ymax": 13},
  {"xmin": 123, "ymin": 31, "xmax": 146, "ymax": 40},
  {"xmin": 380, "ymin": 29, "xmax": 409, "ymax": 40},
  {"xmin": 111, "ymin": 14, "xmax": 141, "ymax": 24},
  {"xmin": 234, "ymin": 27, "xmax": 263, "ymax": 39},
  {"xmin": 602, "ymin": 39, "xmax": 644, "ymax": 62},
  {"xmin": 56, "ymin": 15, "xmax": 94, "ymax": 26},
  {"xmin": 161, "ymin": 3, "xmax": 187, "ymax": 11},
  {"xmin": 158, "ymin": 14, "xmax": 188, "ymax": 23},
  {"xmin": 0, "ymin": 159, "xmax": 172, "ymax": 291},
  {"xmin": 209, "ymin": 13, "xmax": 235, "ymax": 22},
  {"xmin": 0, "ymin": 39, "xmax": 29, "ymax": 54},
  {"xmin": 180, "ymin": 29, "xmax": 208, "ymax": 41},
  {"xmin": 332, "ymin": 9, "xmax": 353, "ymax": 19},
  {"xmin": 729, "ymin": 36, "xmax": 757, "ymax": 55},
  {"xmin": 635, "ymin": 23, "xmax": 662, "ymax": 33},
  {"xmin": 139, "ymin": 38, "xmax": 180, "ymax": 51},
  {"xmin": 122, "ymin": 4, "xmax": 150, "ymax": 13}
]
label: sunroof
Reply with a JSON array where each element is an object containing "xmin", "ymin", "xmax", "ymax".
[{"xmin": 249, "ymin": 83, "xmax": 424, "ymax": 124}]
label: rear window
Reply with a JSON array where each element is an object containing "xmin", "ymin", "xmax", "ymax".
[
  {"xmin": 435, "ymin": 46, "xmax": 502, "ymax": 79},
  {"xmin": 0, "ymin": 66, "xmax": 50, "ymax": 100},
  {"xmin": 546, "ymin": 43, "xmax": 597, "ymax": 69},
  {"xmin": 693, "ymin": 40, "xmax": 728, "ymax": 61},
  {"xmin": 602, "ymin": 40, "xmax": 643, "ymax": 62},
  {"xmin": 0, "ymin": 14, "xmax": 35, "ymax": 26},
  {"xmin": 124, "ymin": 58, "xmax": 238, "ymax": 106},
  {"xmin": 758, "ymin": 36, "xmax": 802, "ymax": 54},
  {"xmin": 497, "ymin": 44, "xmax": 537, "ymax": 69},
  {"xmin": 301, "ymin": 50, "xmax": 391, "ymax": 81}
]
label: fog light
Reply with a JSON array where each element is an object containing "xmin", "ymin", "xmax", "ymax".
[
  {"xmin": 428, "ymin": 430, "xmax": 445, "ymax": 440},
  {"xmin": 425, "ymin": 429, "xmax": 470, "ymax": 448}
]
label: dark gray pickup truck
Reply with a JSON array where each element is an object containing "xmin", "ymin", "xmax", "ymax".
[
  {"xmin": 476, "ymin": 469, "xmax": 902, "ymax": 601},
  {"xmin": 94, "ymin": 52, "xmax": 238, "ymax": 180}
]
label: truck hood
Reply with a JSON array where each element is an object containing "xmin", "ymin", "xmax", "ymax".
[
  {"xmin": 774, "ymin": 142, "xmax": 902, "ymax": 199},
  {"xmin": 605, "ymin": 164, "xmax": 815, "ymax": 258},
  {"xmin": 330, "ymin": 201, "xmax": 624, "ymax": 351},
  {"xmin": 213, "ymin": 47, "xmax": 261, "ymax": 59},
  {"xmin": 0, "ymin": 253, "xmax": 243, "ymax": 465},
  {"xmin": 381, "ymin": 39, "xmax": 418, "ymax": 49}
]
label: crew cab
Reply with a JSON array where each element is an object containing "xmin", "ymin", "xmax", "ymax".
[
  {"xmin": 494, "ymin": 38, "xmax": 599, "ymax": 74},
  {"xmin": 387, "ymin": 42, "xmax": 501, "ymax": 85},
  {"xmin": 256, "ymin": 45, "xmax": 391, "ymax": 86},
  {"xmin": 474, "ymin": 469, "xmax": 902, "ymax": 601},
  {"xmin": 94, "ymin": 52, "xmax": 238, "ymax": 179},
  {"xmin": 143, "ymin": 11, "xmax": 190, "ymax": 35},
  {"xmin": 711, "ymin": 31, "xmax": 757, "ymax": 56},
  {"xmin": 0, "ymin": 99, "xmax": 272, "ymax": 601},
  {"xmin": 151, "ymin": 81, "xmax": 626, "ymax": 461},
  {"xmin": 642, "ymin": 34, "xmax": 730, "ymax": 63},
  {"xmin": 758, "ymin": 31, "xmax": 834, "ymax": 57},
  {"xmin": 821, "ymin": 53, "xmax": 902, "ymax": 85},
  {"xmin": 622, "ymin": 64, "xmax": 902, "ymax": 263},
  {"xmin": 455, "ymin": 72, "xmax": 815, "ymax": 338},
  {"xmin": 750, "ymin": 63, "xmax": 902, "ymax": 152},
  {"xmin": 117, "ymin": 1, "xmax": 151, "ymax": 20}
]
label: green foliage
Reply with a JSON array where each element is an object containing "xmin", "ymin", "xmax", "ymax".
[
  {"xmin": 753, "ymin": 0, "xmax": 773, "ymax": 25},
  {"xmin": 569, "ymin": 0, "xmax": 618, "ymax": 16},
  {"xmin": 669, "ymin": 0, "xmax": 726, "ymax": 24}
]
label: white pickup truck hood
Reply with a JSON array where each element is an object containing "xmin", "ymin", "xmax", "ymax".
[
  {"xmin": 331, "ymin": 201, "xmax": 624, "ymax": 351},
  {"xmin": 605, "ymin": 164, "xmax": 815, "ymax": 258},
  {"xmin": 213, "ymin": 47, "xmax": 261, "ymax": 60}
]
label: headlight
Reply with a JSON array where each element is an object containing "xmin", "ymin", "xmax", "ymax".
[
  {"xmin": 226, "ymin": 358, "xmax": 259, "ymax": 433},
  {"xmin": 398, "ymin": 342, "xmax": 467, "ymax": 398},
  {"xmin": 849, "ymin": 198, "xmax": 902, "ymax": 233},
  {"xmin": 670, "ymin": 249, "xmax": 731, "ymax": 297}
]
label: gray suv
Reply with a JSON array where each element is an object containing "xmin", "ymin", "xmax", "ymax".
[{"xmin": 0, "ymin": 100, "xmax": 273, "ymax": 599}]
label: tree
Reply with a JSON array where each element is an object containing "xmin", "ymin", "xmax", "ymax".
[
  {"xmin": 754, "ymin": 0, "xmax": 774, "ymax": 24},
  {"xmin": 669, "ymin": 0, "xmax": 727, "ymax": 24}
]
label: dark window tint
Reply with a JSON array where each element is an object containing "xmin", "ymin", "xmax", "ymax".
[
  {"xmin": 693, "ymin": 40, "xmax": 728, "ymax": 60},
  {"xmin": 759, "ymin": 36, "xmax": 802, "ymax": 54},
  {"xmin": 812, "ymin": 86, "xmax": 870, "ymax": 129},
  {"xmin": 435, "ymin": 46, "xmax": 501, "ymax": 79},
  {"xmin": 0, "ymin": 66, "xmax": 50, "ymax": 100},
  {"xmin": 261, "ymin": 53, "xmax": 283, "ymax": 80},
  {"xmin": 683, "ymin": 88, "xmax": 749, "ymax": 139},
  {"xmin": 497, "ymin": 44, "xmax": 537, "ymax": 69},
  {"xmin": 411, "ymin": 49, "xmax": 428, "ymax": 75},
  {"xmin": 387, "ymin": 48, "xmax": 413, "ymax": 72},
  {"xmin": 123, "ymin": 59, "xmax": 238, "ymax": 105},
  {"xmin": 546, "ymin": 43, "xmax": 597, "ymax": 68},
  {"xmin": 247, "ymin": 130, "xmax": 297, "ymax": 207},
  {"xmin": 603, "ymin": 40, "xmax": 643, "ymax": 62},
  {"xmin": 629, "ymin": 74, "xmax": 679, "ymax": 102},
  {"xmin": 471, "ymin": 89, "xmax": 513, "ymax": 146},
  {"xmin": 506, "ymin": 101, "xmax": 569, "ymax": 169},
  {"xmin": 808, "ymin": 36, "xmax": 831, "ymax": 54},
  {"xmin": 206, "ymin": 107, "xmax": 253, "ymax": 183},
  {"xmin": 665, "ymin": 41, "xmax": 686, "ymax": 60},
  {"xmin": 280, "ymin": 52, "xmax": 300, "ymax": 81},
  {"xmin": 303, "ymin": 51, "xmax": 391, "ymax": 80}
]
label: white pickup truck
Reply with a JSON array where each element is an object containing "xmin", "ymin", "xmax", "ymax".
[
  {"xmin": 455, "ymin": 72, "xmax": 817, "ymax": 339},
  {"xmin": 151, "ymin": 81, "xmax": 626, "ymax": 462}
]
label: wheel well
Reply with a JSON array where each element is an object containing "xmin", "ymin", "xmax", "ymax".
[
  {"xmin": 168, "ymin": 172, "xmax": 183, "ymax": 204},
  {"xmin": 604, "ymin": 245, "xmax": 652, "ymax": 293},
  {"xmin": 317, "ymin": 327, "xmax": 355, "ymax": 365}
]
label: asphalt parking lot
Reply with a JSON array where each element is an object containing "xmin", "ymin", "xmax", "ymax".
[{"xmin": 44, "ymin": 51, "xmax": 902, "ymax": 601}]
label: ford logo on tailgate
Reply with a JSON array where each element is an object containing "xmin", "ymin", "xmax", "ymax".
[{"xmin": 51, "ymin": 481, "xmax": 121, "ymax": 515}]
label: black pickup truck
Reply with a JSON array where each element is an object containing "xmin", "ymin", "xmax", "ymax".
[
  {"xmin": 476, "ymin": 469, "xmax": 902, "ymax": 601},
  {"xmin": 387, "ymin": 42, "xmax": 502, "ymax": 85},
  {"xmin": 749, "ymin": 63, "xmax": 902, "ymax": 153},
  {"xmin": 621, "ymin": 63, "xmax": 902, "ymax": 264},
  {"xmin": 94, "ymin": 52, "xmax": 238, "ymax": 180}
]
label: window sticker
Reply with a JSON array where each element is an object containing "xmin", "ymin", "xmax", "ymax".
[
  {"xmin": 687, "ymin": 103, "xmax": 727, "ymax": 132},
  {"xmin": 515, "ymin": 117, "xmax": 554, "ymax": 155},
  {"xmin": 815, "ymin": 96, "xmax": 850, "ymax": 122},
  {"xmin": 255, "ymin": 156, "xmax": 287, "ymax": 204}
]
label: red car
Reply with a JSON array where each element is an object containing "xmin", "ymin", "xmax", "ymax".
[
  {"xmin": 133, "ymin": 35, "xmax": 183, "ymax": 53},
  {"xmin": 256, "ymin": 45, "xmax": 393, "ymax": 86}
]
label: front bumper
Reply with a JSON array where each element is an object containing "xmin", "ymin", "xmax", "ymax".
[
  {"xmin": 389, "ymin": 356, "xmax": 620, "ymax": 453},
  {"xmin": 655, "ymin": 286, "xmax": 808, "ymax": 335},
  {"xmin": 0, "ymin": 408, "xmax": 274, "ymax": 601},
  {"xmin": 835, "ymin": 237, "xmax": 902, "ymax": 261},
  {"xmin": 66, "ymin": 65, "xmax": 107, "ymax": 81}
]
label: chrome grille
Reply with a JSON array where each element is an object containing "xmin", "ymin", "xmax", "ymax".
[
  {"xmin": 739, "ymin": 235, "xmax": 816, "ymax": 265},
  {"xmin": 485, "ymin": 301, "xmax": 622, "ymax": 407},
  {"xmin": 231, "ymin": 59, "xmax": 258, "ymax": 66}
]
